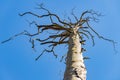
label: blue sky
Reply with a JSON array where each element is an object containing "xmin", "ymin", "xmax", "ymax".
[{"xmin": 0, "ymin": 0, "xmax": 120, "ymax": 80}]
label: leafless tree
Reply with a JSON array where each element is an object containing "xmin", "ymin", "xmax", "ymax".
[{"xmin": 1, "ymin": 4, "xmax": 116, "ymax": 80}]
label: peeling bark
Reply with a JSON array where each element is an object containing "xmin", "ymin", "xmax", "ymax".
[
  {"xmin": 64, "ymin": 30, "xmax": 87, "ymax": 80},
  {"xmin": 1, "ymin": 5, "xmax": 116, "ymax": 80}
]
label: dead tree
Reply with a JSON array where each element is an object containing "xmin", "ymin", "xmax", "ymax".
[{"xmin": 1, "ymin": 4, "xmax": 116, "ymax": 80}]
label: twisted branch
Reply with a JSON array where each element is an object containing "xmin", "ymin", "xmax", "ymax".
[{"xmin": 1, "ymin": 5, "xmax": 117, "ymax": 61}]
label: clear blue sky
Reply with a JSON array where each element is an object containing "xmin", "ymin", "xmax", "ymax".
[{"xmin": 0, "ymin": 0, "xmax": 120, "ymax": 80}]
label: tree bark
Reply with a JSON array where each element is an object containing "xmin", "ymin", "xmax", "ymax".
[{"xmin": 64, "ymin": 29, "xmax": 87, "ymax": 80}]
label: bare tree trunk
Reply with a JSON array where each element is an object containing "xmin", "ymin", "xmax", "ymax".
[
  {"xmin": 64, "ymin": 30, "xmax": 87, "ymax": 80},
  {"xmin": 2, "ymin": 5, "xmax": 116, "ymax": 80}
]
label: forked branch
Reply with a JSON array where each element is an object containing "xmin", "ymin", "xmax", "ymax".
[{"xmin": 1, "ymin": 5, "xmax": 117, "ymax": 61}]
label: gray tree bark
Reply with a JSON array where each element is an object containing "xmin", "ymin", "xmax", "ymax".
[
  {"xmin": 2, "ymin": 5, "xmax": 116, "ymax": 80},
  {"xmin": 64, "ymin": 28, "xmax": 87, "ymax": 80}
]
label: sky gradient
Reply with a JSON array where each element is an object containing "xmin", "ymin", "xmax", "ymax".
[{"xmin": 0, "ymin": 0, "xmax": 120, "ymax": 80}]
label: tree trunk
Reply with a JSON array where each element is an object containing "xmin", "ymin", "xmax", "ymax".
[{"xmin": 64, "ymin": 30, "xmax": 87, "ymax": 80}]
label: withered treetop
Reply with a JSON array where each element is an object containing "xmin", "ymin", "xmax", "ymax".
[{"xmin": 1, "ymin": 4, "xmax": 116, "ymax": 61}]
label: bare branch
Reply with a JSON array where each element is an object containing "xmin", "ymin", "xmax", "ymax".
[
  {"xmin": 80, "ymin": 40, "xmax": 86, "ymax": 45},
  {"xmin": 67, "ymin": 17, "xmax": 72, "ymax": 25},
  {"xmin": 35, "ymin": 49, "xmax": 46, "ymax": 61},
  {"xmin": 37, "ymin": 23, "xmax": 71, "ymax": 32},
  {"xmin": 84, "ymin": 21, "xmax": 117, "ymax": 53},
  {"xmin": 35, "ymin": 31, "xmax": 69, "ymax": 43},
  {"xmin": 24, "ymin": 31, "xmax": 40, "ymax": 37},
  {"xmin": 71, "ymin": 8, "xmax": 79, "ymax": 22},
  {"xmin": 82, "ymin": 29, "xmax": 95, "ymax": 46},
  {"xmin": 1, "ymin": 31, "xmax": 26, "ymax": 44},
  {"xmin": 79, "ymin": 11, "xmax": 89, "ymax": 24},
  {"xmin": 83, "ymin": 57, "xmax": 90, "ymax": 60},
  {"xmin": 76, "ymin": 10, "xmax": 103, "ymax": 26},
  {"xmin": 35, "ymin": 46, "xmax": 57, "ymax": 61},
  {"xmin": 2, "ymin": 4, "xmax": 116, "ymax": 62},
  {"xmin": 60, "ymin": 53, "xmax": 67, "ymax": 62},
  {"xmin": 86, "ymin": 21, "xmax": 116, "ymax": 44},
  {"xmin": 49, "ymin": 34, "xmax": 69, "ymax": 38},
  {"xmin": 29, "ymin": 38, "xmax": 34, "ymax": 48},
  {"xmin": 41, "ymin": 41, "xmax": 68, "ymax": 45},
  {"xmin": 81, "ymin": 48, "xmax": 86, "ymax": 52},
  {"xmin": 59, "ymin": 36, "xmax": 68, "ymax": 42},
  {"xmin": 79, "ymin": 32, "xmax": 89, "ymax": 39},
  {"xmin": 19, "ymin": 9, "xmax": 71, "ymax": 27}
]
